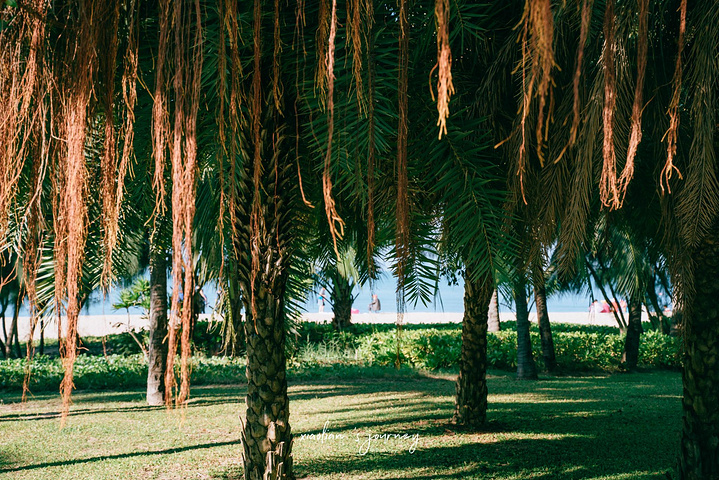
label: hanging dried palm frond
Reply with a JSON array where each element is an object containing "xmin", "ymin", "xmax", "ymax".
[
  {"xmin": 163, "ymin": 0, "xmax": 204, "ymax": 409},
  {"xmin": 322, "ymin": 0, "xmax": 346, "ymax": 258},
  {"xmin": 599, "ymin": 0, "xmax": 619, "ymax": 210},
  {"xmin": 272, "ymin": 0, "xmax": 283, "ymax": 115},
  {"xmin": 396, "ymin": 0, "xmax": 409, "ymax": 338},
  {"xmin": 0, "ymin": 1, "xmax": 45, "ymax": 247},
  {"xmin": 100, "ymin": 1, "xmax": 122, "ymax": 289},
  {"xmin": 366, "ymin": 38, "xmax": 376, "ymax": 274},
  {"xmin": 227, "ymin": 0, "xmax": 244, "ymax": 260},
  {"xmin": 249, "ymin": 0, "xmax": 264, "ymax": 327},
  {"xmin": 434, "ymin": 0, "xmax": 454, "ymax": 139},
  {"xmin": 567, "ymin": 0, "xmax": 593, "ymax": 150},
  {"xmin": 315, "ymin": 0, "xmax": 330, "ymax": 100},
  {"xmin": 618, "ymin": 0, "xmax": 649, "ymax": 203},
  {"xmin": 518, "ymin": 0, "xmax": 556, "ymax": 169},
  {"xmin": 152, "ymin": 0, "xmax": 171, "ymax": 219},
  {"xmin": 59, "ymin": 0, "xmax": 103, "ymax": 426},
  {"xmin": 21, "ymin": 65, "xmax": 50, "ymax": 404},
  {"xmin": 349, "ymin": 0, "xmax": 365, "ymax": 113},
  {"xmin": 661, "ymin": 0, "xmax": 686, "ymax": 194}
]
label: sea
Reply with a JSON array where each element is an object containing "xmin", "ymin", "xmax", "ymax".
[{"xmin": 19, "ymin": 270, "xmax": 602, "ymax": 317}]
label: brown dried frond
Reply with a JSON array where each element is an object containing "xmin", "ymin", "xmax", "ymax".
[
  {"xmin": 599, "ymin": 0, "xmax": 619, "ymax": 210},
  {"xmin": 567, "ymin": 0, "xmax": 593, "ymax": 149},
  {"xmin": 162, "ymin": 0, "xmax": 204, "ymax": 409},
  {"xmin": 217, "ymin": 0, "xmax": 229, "ymax": 273},
  {"xmin": 660, "ymin": 0, "xmax": 686, "ymax": 194},
  {"xmin": 249, "ymin": 0, "xmax": 263, "ymax": 327},
  {"xmin": 517, "ymin": 28, "xmax": 531, "ymax": 204},
  {"xmin": 396, "ymin": 0, "xmax": 409, "ymax": 292},
  {"xmin": 315, "ymin": 0, "xmax": 330, "ymax": 100},
  {"xmin": 434, "ymin": 0, "xmax": 454, "ymax": 140},
  {"xmin": 322, "ymin": 0, "xmax": 346, "ymax": 258},
  {"xmin": 152, "ymin": 0, "xmax": 171, "ymax": 220},
  {"xmin": 518, "ymin": 0, "xmax": 556, "ymax": 167},
  {"xmin": 59, "ymin": 0, "xmax": 103, "ymax": 427},
  {"xmin": 225, "ymin": 0, "xmax": 244, "ymax": 263},
  {"xmin": 22, "ymin": 123, "xmax": 47, "ymax": 403},
  {"xmin": 112, "ymin": 0, "xmax": 139, "ymax": 275},
  {"xmin": 0, "ymin": 2, "xmax": 45, "ymax": 246},
  {"xmin": 178, "ymin": 0, "xmax": 203, "ymax": 407},
  {"xmin": 366, "ymin": 38, "xmax": 376, "ymax": 274},
  {"xmin": 272, "ymin": 0, "xmax": 284, "ymax": 115},
  {"xmin": 350, "ymin": 0, "xmax": 365, "ymax": 113},
  {"xmin": 617, "ymin": 0, "xmax": 649, "ymax": 204},
  {"xmin": 100, "ymin": 1, "xmax": 121, "ymax": 290}
]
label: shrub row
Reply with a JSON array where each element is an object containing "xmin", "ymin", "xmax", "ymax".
[
  {"xmin": 0, "ymin": 354, "xmax": 246, "ymax": 392},
  {"xmin": 0, "ymin": 322, "xmax": 681, "ymax": 392},
  {"xmin": 353, "ymin": 327, "xmax": 681, "ymax": 372}
]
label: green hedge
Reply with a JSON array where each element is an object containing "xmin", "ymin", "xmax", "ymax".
[
  {"xmin": 0, "ymin": 322, "xmax": 682, "ymax": 392},
  {"xmin": 0, "ymin": 354, "xmax": 246, "ymax": 392},
  {"xmin": 354, "ymin": 328, "xmax": 681, "ymax": 372}
]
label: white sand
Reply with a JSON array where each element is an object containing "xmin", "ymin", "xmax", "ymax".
[
  {"xmin": 302, "ymin": 311, "xmax": 646, "ymax": 327},
  {"xmin": 9, "ymin": 310, "xmax": 642, "ymax": 341}
]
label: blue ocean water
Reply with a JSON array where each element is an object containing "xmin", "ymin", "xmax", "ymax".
[
  {"xmin": 303, "ymin": 274, "xmax": 600, "ymax": 314},
  {"xmin": 27, "ymin": 271, "xmax": 599, "ymax": 317}
]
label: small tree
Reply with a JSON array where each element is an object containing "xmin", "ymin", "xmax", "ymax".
[{"xmin": 112, "ymin": 278, "xmax": 150, "ymax": 358}]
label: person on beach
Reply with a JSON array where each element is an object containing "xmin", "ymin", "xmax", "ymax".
[
  {"xmin": 318, "ymin": 287, "xmax": 327, "ymax": 313},
  {"xmin": 368, "ymin": 294, "xmax": 381, "ymax": 312}
]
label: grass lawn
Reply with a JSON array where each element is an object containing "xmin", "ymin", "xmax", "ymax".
[{"xmin": 0, "ymin": 369, "xmax": 681, "ymax": 479}]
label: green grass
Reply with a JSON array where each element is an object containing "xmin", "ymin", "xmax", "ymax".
[{"xmin": 0, "ymin": 369, "xmax": 681, "ymax": 479}]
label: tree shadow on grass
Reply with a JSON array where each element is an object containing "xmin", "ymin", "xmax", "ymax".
[
  {"xmin": 0, "ymin": 385, "xmax": 247, "ymax": 422},
  {"xmin": 0, "ymin": 439, "xmax": 241, "ymax": 474},
  {"xmin": 0, "ymin": 397, "xmax": 242, "ymax": 423},
  {"xmin": 293, "ymin": 437, "xmax": 672, "ymax": 480}
]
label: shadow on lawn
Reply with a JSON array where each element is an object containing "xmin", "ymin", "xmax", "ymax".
[
  {"xmin": 293, "ymin": 437, "xmax": 672, "ymax": 480},
  {"xmin": 0, "ymin": 396, "xmax": 241, "ymax": 423},
  {"xmin": 0, "ymin": 439, "xmax": 241, "ymax": 474},
  {"xmin": 0, "ymin": 372, "xmax": 679, "ymax": 479}
]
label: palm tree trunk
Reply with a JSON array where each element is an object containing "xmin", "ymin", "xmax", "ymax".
[
  {"xmin": 1, "ymin": 312, "xmax": 7, "ymax": 358},
  {"xmin": 39, "ymin": 318, "xmax": 44, "ymax": 355},
  {"xmin": 240, "ymin": 248, "xmax": 293, "ymax": 479},
  {"xmin": 532, "ymin": 270, "xmax": 556, "ymax": 372},
  {"xmin": 621, "ymin": 295, "xmax": 642, "ymax": 370},
  {"xmin": 487, "ymin": 289, "xmax": 501, "ymax": 332},
  {"xmin": 331, "ymin": 275, "xmax": 353, "ymax": 330},
  {"xmin": 678, "ymin": 236, "xmax": 719, "ymax": 479},
  {"xmin": 453, "ymin": 269, "xmax": 494, "ymax": 428},
  {"xmin": 515, "ymin": 275, "xmax": 537, "ymax": 380},
  {"xmin": 586, "ymin": 260, "xmax": 627, "ymax": 332},
  {"xmin": 7, "ymin": 291, "xmax": 22, "ymax": 358},
  {"xmin": 228, "ymin": 267, "xmax": 246, "ymax": 356},
  {"xmin": 147, "ymin": 247, "xmax": 168, "ymax": 406}
]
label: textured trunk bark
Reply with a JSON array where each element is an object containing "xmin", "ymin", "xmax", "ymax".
[
  {"xmin": 533, "ymin": 271, "xmax": 556, "ymax": 372},
  {"xmin": 487, "ymin": 289, "xmax": 501, "ymax": 332},
  {"xmin": 586, "ymin": 260, "xmax": 627, "ymax": 332},
  {"xmin": 622, "ymin": 295, "xmax": 643, "ymax": 370},
  {"xmin": 39, "ymin": 318, "xmax": 44, "ymax": 356},
  {"xmin": 8, "ymin": 293, "xmax": 22, "ymax": 358},
  {"xmin": 0, "ymin": 313, "xmax": 7, "ymax": 358},
  {"xmin": 227, "ymin": 266, "xmax": 246, "ymax": 356},
  {"xmin": 331, "ymin": 274, "xmax": 353, "ymax": 330},
  {"xmin": 240, "ymin": 249, "xmax": 293, "ymax": 479},
  {"xmin": 453, "ymin": 269, "xmax": 494, "ymax": 428},
  {"xmin": 645, "ymin": 275, "xmax": 663, "ymax": 332},
  {"xmin": 678, "ymin": 235, "xmax": 719, "ymax": 479},
  {"xmin": 147, "ymin": 247, "xmax": 168, "ymax": 406},
  {"xmin": 515, "ymin": 276, "xmax": 537, "ymax": 380}
]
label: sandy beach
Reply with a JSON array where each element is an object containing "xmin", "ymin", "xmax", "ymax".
[{"xmin": 8, "ymin": 309, "xmax": 644, "ymax": 341}]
